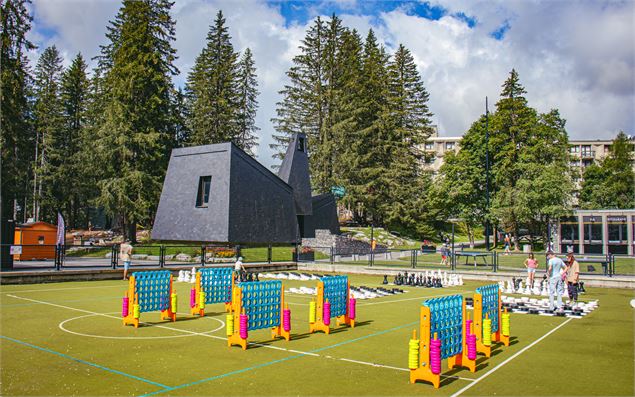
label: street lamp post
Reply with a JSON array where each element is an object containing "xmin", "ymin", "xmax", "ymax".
[
  {"xmin": 448, "ymin": 218, "xmax": 461, "ymax": 270},
  {"xmin": 485, "ymin": 96, "xmax": 491, "ymax": 251}
]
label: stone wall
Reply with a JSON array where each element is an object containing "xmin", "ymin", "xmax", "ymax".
[{"xmin": 302, "ymin": 229, "xmax": 387, "ymax": 254}]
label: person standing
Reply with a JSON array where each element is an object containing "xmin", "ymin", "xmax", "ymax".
[
  {"xmin": 440, "ymin": 243, "xmax": 448, "ymax": 266},
  {"xmin": 524, "ymin": 253, "xmax": 538, "ymax": 288},
  {"xmin": 546, "ymin": 251, "xmax": 568, "ymax": 312},
  {"xmin": 504, "ymin": 234, "xmax": 511, "ymax": 255},
  {"xmin": 566, "ymin": 253, "xmax": 580, "ymax": 304},
  {"xmin": 120, "ymin": 240, "xmax": 133, "ymax": 280},
  {"xmin": 234, "ymin": 256, "xmax": 245, "ymax": 281}
]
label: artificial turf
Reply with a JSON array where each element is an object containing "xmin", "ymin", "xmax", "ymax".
[{"xmin": 0, "ymin": 272, "xmax": 632, "ymax": 396}]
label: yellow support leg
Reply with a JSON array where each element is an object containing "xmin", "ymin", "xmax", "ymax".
[{"xmin": 409, "ymin": 306, "xmax": 440, "ymax": 388}]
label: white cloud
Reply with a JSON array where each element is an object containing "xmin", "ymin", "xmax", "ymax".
[{"xmin": 27, "ymin": 0, "xmax": 634, "ymax": 169}]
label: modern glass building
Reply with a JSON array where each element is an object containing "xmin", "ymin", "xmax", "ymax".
[{"xmin": 556, "ymin": 209, "xmax": 635, "ymax": 255}]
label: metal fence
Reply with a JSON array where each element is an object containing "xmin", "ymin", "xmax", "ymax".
[{"xmin": 1, "ymin": 243, "xmax": 631, "ymax": 277}]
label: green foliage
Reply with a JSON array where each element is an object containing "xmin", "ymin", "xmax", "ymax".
[
  {"xmin": 273, "ymin": 19, "xmax": 435, "ymax": 238},
  {"xmin": 580, "ymin": 132, "xmax": 635, "ymax": 209},
  {"xmin": 235, "ymin": 48, "xmax": 260, "ymax": 155},
  {"xmin": 433, "ymin": 69, "xmax": 573, "ymax": 247},
  {"xmin": 34, "ymin": 45, "xmax": 64, "ymax": 222},
  {"xmin": 93, "ymin": 0, "xmax": 179, "ymax": 241},
  {"xmin": 184, "ymin": 11, "xmax": 259, "ymax": 154},
  {"xmin": 0, "ymin": 0, "xmax": 36, "ymax": 223}
]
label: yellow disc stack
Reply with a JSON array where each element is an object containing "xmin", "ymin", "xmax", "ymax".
[
  {"xmin": 226, "ymin": 314, "xmax": 234, "ymax": 336},
  {"xmin": 501, "ymin": 312, "xmax": 510, "ymax": 336},
  {"xmin": 199, "ymin": 292, "xmax": 206, "ymax": 310},
  {"xmin": 408, "ymin": 338, "xmax": 420, "ymax": 369},
  {"xmin": 171, "ymin": 293, "xmax": 177, "ymax": 313},
  {"xmin": 309, "ymin": 300, "xmax": 316, "ymax": 323},
  {"xmin": 483, "ymin": 318, "xmax": 492, "ymax": 346},
  {"xmin": 133, "ymin": 304, "xmax": 140, "ymax": 319}
]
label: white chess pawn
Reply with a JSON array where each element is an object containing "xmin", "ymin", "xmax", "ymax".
[
  {"xmin": 541, "ymin": 283, "xmax": 549, "ymax": 296},
  {"xmin": 459, "ymin": 275, "xmax": 464, "ymax": 286},
  {"xmin": 177, "ymin": 270, "xmax": 184, "ymax": 282}
]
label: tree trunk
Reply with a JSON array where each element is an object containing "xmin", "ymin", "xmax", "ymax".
[
  {"xmin": 467, "ymin": 224, "xmax": 475, "ymax": 248},
  {"xmin": 127, "ymin": 219, "xmax": 137, "ymax": 244}
]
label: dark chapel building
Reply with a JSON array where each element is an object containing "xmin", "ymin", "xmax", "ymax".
[{"xmin": 151, "ymin": 134, "xmax": 339, "ymax": 244}]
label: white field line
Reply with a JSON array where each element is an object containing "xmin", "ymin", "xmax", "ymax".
[
  {"xmin": 450, "ymin": 318, "xmax": 574, "ymax": 397},
  {"xmin": 336, "ymin": 358, "xmax": 474, "ymax": 382},
  {"xmin": 357, "ymin": 290, "xmax": 467, "ymax": 306},
  {"xmin": 6, "ymin": 294, "xmax": 472, "ymax": 380},
  {"xmin": 1, "ymin": 284, "xmax": 123, "ymax": 294}
]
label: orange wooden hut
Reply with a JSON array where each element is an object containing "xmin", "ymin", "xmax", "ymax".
[{"xmin": 13, "ymin": 221, "xmax": 58, "ymax": 260}]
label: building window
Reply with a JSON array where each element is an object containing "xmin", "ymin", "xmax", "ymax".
[
  {"xmin": 445, "ymin": 142, "xmax": 455, "ymax": 150},
  {"xmin": 569, "ymin": 145, "xmax": 580, "ymax": 154},
  {"xmin": 424, "ymin": 142, "xmax": 434, "ymax": 150},
  {"xmin": 582, "ymin": 159, "xmax": 593, "ymax": 168},
  {"xmin": 38, "ymin": 236, "xmax": 45, "ymax": 245},
  {"xmin": 297, "ymin": 137, "xmax": 306, "ymax": 152},
  {"xmin": 196, "ymin": 176, "xmax": 212, "ymax": 208}
]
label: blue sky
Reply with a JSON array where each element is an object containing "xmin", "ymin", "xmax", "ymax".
[{"xmin": 27, "ymin": 0, "xmax": 634, "ymax": 167}]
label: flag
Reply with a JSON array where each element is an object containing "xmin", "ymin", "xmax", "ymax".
[{"xmin": 56, "ymin": 212, "xmax": 65, "ymax": 246}]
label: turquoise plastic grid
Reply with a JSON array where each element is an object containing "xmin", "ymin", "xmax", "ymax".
[
  {"xmin": 321, "ymin": 275, "xmax": 347, "ymax": 318},
  {"xmin": 134, "ymin": 271, "xmax": 171, "ymax": 313},
  {"xmin": 241, "ymin": 280, "xmax": 281, "ymax": 330},
  {"xmin": 423, "ymin": 295, "xmax": 463, "ymax": 359},
  {"xmin": 476, "ymin": 284, "xmax": 499, "ymax": 332},
  {"xmin": 199, "ymin": 267, "xmax": 233, "ymax": 304}
]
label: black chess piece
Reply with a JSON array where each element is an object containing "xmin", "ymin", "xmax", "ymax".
[
  {"xmin": 247, "ymin": 272, "xmax": 254, "ymax": 282},
  {"xmin": 578, "ymin": 282, "xmax": 586, "ymax": 293},
  {"xmin": 382, "ymin": 275, "xmax": 388, "ymax": 285},
  {"xmin": 254, "ymin": 273, "xmax": 259, "ymax": 282},
  {"xmin": 393, "ymin": 275, "xmax": 399, "ymax": 285}
]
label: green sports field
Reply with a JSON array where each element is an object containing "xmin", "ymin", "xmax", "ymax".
[{"xmin": 1, "ymin": 273, "xmax": 633, "ymax": 396}]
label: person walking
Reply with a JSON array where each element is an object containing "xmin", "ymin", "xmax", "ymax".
[
  {"xmin": 120, "ymin": 240, "xmax": 133, "ymax": 280},
  {"xmin": 504, "ymin": 234, "xmax": 511, "ymax": 255},
  {"xmin": 566, "ymin": 253, "xmax": 580, "ymax": 304},
  {"xmin": 524, "ymin": 253, "xmax": 538, "ymax": 288},
  {"xmin": 546, "ymin": 251, "xmax": 568, "ymax": 312}
]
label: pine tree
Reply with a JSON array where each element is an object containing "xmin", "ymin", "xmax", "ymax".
[
  {"xmin": 331, "ymin": 29, "xmax": 364, "ymax": 195},
  {"xmin": 382, "ymin": 44, "xmax": 434, "ymax": 236},
  {"xmin": 352, "ymin": 29, "xmax": 391, "ymax": 224},
  {"xmin": 34, "ymin": 45, "xmax": 64, "ymax": 222},
  {"xmin": 488, "ymin": 70, "xmax": 572, "ymax": 248},
  {"xmin": 272, "ymin": 16, "xmax": 326, "ymax": 163},
  {"xmin": 185, "ymin": 10, "xmax": 239, "ymax": 145},
  {"xmin": 94, "ymin": 0, "xmax": 179, "ymax": 242},
  {"xmin": 1, "ymin": 0, "xmax": 36, "ymax": 224},
  {"xmin": 235, "ymin": 48, "xmax": 259, "ymax": 155},
  {"xmin": 56, "ymin": 53, "xmax": 90, "ymax": 228}
]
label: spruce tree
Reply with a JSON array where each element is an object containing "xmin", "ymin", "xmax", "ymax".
[
  {"xmin": 34, "ymin": 45, "xmax": 64, "ymax": 222},
  {"xmin": 57, "ymin": 53, "xmax": 90, "ymax": 227},
  {"xmin": 0, "ymin": 0, "xmax": 36, "ymax": 223},
  {"xmin": 383, "ymin": 44, "xmax": 434, "ymax": 236},
  {"xmin": 94, "ymin": 0, "xmax": 179, "ymax": 242},
  {"xmin": 272, "ymin": 16, "xmax": 326, "ymax": 163},
  {"xmin": 235, "ymin": 48, "xmax": 259, "ymax": 155},
  {"xmin": 353, "ymin": 29, "xmax": 391, "ymax": 224},
  {"xmin": 185, "ymin": 10, "xmax": 239, "ymax": 145}
]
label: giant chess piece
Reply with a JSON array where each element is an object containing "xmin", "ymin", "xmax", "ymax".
[
  {"xmin": 254, "ymin": 272, "xmax": 260, "ymax": 282},
  {"xmin": 382, "ymin": 275, "xmax": 388, "ymax": 285},
  {"xmin": 393, "ymin": 274, "xmax": 400, "ymax": 285},
  {"xmin": 578, "ymin": 282, "xmax": 586, "ymax": 293}
]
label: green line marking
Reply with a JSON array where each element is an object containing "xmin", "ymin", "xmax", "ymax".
[{"xmin": 1, "ymin": 335, "xmax": 171, "ymax": 390}]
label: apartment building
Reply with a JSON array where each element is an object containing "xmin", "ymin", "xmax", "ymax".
[{"xmin": 422, "ymin": 131, "xmax": 630, "ymax": 175}]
